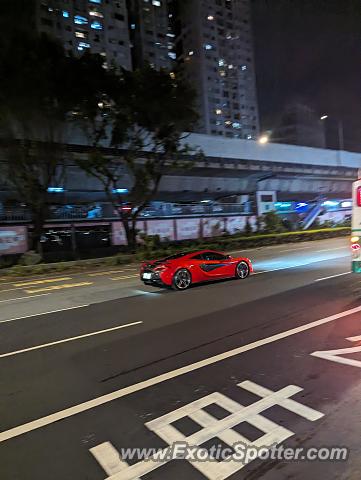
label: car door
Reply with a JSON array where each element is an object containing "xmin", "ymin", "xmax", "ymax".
[{"xmin": 199, "ymin": 252, "xmax": 234, "ymax": 278}]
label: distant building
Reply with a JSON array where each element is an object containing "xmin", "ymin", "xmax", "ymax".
[
  {"xmin": 174, "ymin": 0, "xmax": 259, "ymax": 139},
  {"xmin": 35, "ymin": 0, "xmax": 177, "ymax": 71},
  {"xmin": 127, "ymin": 0, "xmax": 176, "ymax": 70},
  {"xmin": 272, "ymin": 103, "xmax": 326, "ymax": 149},
  {"xmin": 35, "ymin": 0, "xmax": 133, "ymax": 69}
]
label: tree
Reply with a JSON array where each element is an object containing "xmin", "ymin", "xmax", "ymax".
[
  {"xmin": 0, "ymin": 7, "xmax": 84, "ymax": 251},
  {"xmin": 76, "ymin": 65, "xmax": 200, "ymax": 251}
]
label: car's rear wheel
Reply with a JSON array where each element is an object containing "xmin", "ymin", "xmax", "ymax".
[
  {"xmin": 236, "ymin": 261, "xmax": 250, "ymax": 279},
  {"xmin": 172, "ymin": 269, "xmax": 192, "ymax": 290}
]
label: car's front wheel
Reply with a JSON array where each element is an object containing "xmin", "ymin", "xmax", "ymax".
[
  {"xmin": 235, "ymin": 261, "xmax": 250, "ymax": 279},
  {"xmin": 172, "ymin": 269, "xmax": 192, "ymax": 290}
]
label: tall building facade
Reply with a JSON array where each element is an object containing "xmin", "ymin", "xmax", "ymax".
[
  {"xmin": 127, "ymin": 0, "xmax": 176, "ymax": 70},
  {"xmin": 35, "ymin": 0, "xmax": 176, "ymax": 71},
  {"xmin": 272, "ymin": 103, "xmax": 326, "ymax": 149},
  {"xmin": 36, "ymin": 0, "xmax": 132, "ymax": 69},
  {"xmin": 175, "ymin": 0, "xmax": 259, "ymax": 139}
]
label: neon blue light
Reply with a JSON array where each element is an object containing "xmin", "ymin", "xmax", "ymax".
[
  {"xmin": 322, "ymin": 200, "xmax": 339, "ymax": 207},
  {"xmin": 62, "ymin": 10, "xmax": 70, "ymax": 18},
  {"xmin": 274, "ymin": 202, "xmax": 292, "ymax": 208},
  {"xmin": 79, "ymin": 42, "xmax": 90, "ymax": 48},
  {"xmin": 91, "ymin": 21, "xmax": 103, "ymax": 30},
  {"xmin": 74, "ymin": 15, "xmax": 88, "ymax": 25},
  {"xmin": 89, "ymin": 0, "xmax": 102, "ymax": 3},
  {"xmin": 112, "ymin": 188, "xmax": 129, "ymax": 194},
  {"xmin": 47, "ymin": 187, "xmax": 65, "ymax": 193}
]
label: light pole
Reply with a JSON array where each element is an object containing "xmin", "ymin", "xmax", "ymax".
[{"xmin": 320, "ymin": 115, "xmax": 344, "ymax": 151}]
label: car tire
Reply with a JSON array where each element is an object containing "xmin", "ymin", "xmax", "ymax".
[
  {"xmin": 235, "ymin": 261, "xmax": 250, "ymax": 279},
  {"xmin": 172, "ymin": 268, "xmax": 192, "ymax": 290}
]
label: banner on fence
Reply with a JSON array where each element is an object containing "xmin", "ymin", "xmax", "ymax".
[
  {"xmin": 203, "ymin": 217, "xmax": 225, "ymax": 237},
  {"xmin": 0, "ymin": 226, "xmax": 28, "ymax": 255},
  {"xmin": 176, "ymin": 218, "xmax": 201, "ymax": 241},
  {"xmin": 112, "ymin": 221, "xmax": 145, "ymax": 246},
  {"xmin": 146, "ymin": 220, "xmax": 175, "ymax": 240}
]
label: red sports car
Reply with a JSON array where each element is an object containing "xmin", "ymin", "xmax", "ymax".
[{"xmin": 140, "ymin": 250, "xmax": 253, "ymax": 290}]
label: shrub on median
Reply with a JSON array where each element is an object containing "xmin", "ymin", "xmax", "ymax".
[{"xmin": 0, "ymin": 227, "xmax": 350, "ymax": 277}]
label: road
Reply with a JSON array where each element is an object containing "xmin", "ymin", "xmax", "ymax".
[{"xmin": 1, "ymin": 236, "xmax": 361, "ymax": 479}]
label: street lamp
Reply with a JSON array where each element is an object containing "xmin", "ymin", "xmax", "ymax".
[{"xmin": 320, "ymin": 114, "xmax": 344, "ymax": 151}]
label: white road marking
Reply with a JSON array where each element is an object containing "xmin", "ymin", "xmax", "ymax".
[
  {"xmin": 314, "ymin": 272, "xmax": 351, "ymax": 282},
  {"xmin": 90, "ymin": 442, "xmax": 129, "ymax": 476},
  {"xmin": 92, "ymin": 381, "xmax": 323, "ymax": 480},
  {"xmin": 312, "ymin": 335, "xmax": 361, "ymax": 368},
  {"xmin": 0, "ymin": 321, "xmax": 142, "ymax": 358},
  {"xmin": 0, "ymin": 304, "xmax": 359, "ymax": 443},
  {"xmin": 0, "ymin": 293, "xmax": 52, "ymax": 304},
  {"xmin": 0, "ymin": 305, "xmax": 89, "ymax": 325}
]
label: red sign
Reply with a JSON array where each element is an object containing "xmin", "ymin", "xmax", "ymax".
[
  {"xmin": 0, "ymin": 226, "xmax": 28, "ymax": 255},
  {"xmin": 357, "ymin": 186, "xmax": 361, "ymax": 207}
]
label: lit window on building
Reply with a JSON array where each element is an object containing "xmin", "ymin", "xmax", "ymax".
[
  {"xmin": 204, "ymin": 43, "xmax": 213, "ymax": 50},
  {"xmin": 215, "ymin": 109, "xmax": 222, "ymax": 115},
  {"xmin": 152, "ymin": 0, "xmax": 161, "ymax": 6},
  {"xmin": 207, "ymin": 15, "xmax": 214, "ymax": 20},
  {"xmin": 168, "ymin": 52, "xmax": 176, "ymax": 59},
  {"xmin": 75, "ymin": 31, "xmax": 86, "ymax": 38},
  {"xmin": 89, "ymin": 0, "xmax": 102, "ymax": 3},
  {"xmin": 74, "ymin": 15, "xmax": 88, "ymax": 25},
  {"xmin": 91, "ymin": 21, "xmax": 103, "ymax": 29},
  {"xmin": 62, "ymin": 11, "xmax": 70, "ymax": 18},
  {"xmin": 89, "ymin": 11, "xmax": 104, "ymax": 18},
  {"xmin": 78, "ymin": 42, "xmax": 91, "ymax": 50}
]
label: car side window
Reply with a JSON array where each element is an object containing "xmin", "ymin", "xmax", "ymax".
[
  {"xmin": 203, "ymin": 252, "xmax": 228, "ymax": 261},
  {"xmin": 191, "ymin": 254, "xmax": 205, "ymax": 260}
]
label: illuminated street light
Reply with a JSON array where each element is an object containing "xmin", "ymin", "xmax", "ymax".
[
  {"xmin": 258, "ymin": 135, "xmax": 269, "ymax": 144},
  {"xmin": 320, "ymin": 115, "xmax": 328, "ymax": 120}
]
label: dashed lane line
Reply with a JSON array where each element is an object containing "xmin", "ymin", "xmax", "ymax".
[
  {"xmin": 0, "ymin": 305, "xmax": 89, "ymax": 325},
  {"xmin": 88, "ymin": 270, "xmax": 126, "ymax": 277},
  {"xmin": 0, "ymin": 321, "xmax": 142, "ymax": 358},
  {"xmin": 24, "ymin": 282, "xmax": 93, "ymax": 294},
  {"xmin": 111, "ymin": 275, "xmax": 139, "ymax": 281},
  {"xmin": 1, "ymin": 304, "xmax": 360, "ymax": 443},
  {"xmin": 13, "ymin": 277, "xmax": 72, "ymax": 287},
  {"xmin": 0, "ymin": 293, "xmax": 52, "ymax": 304}
]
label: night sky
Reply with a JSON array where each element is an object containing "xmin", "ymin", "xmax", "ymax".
[{"xmin": 252, "ymin": 0, "xmax": 361, "ymax": 151}]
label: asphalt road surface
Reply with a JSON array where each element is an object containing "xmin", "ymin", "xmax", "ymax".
[{"xmin": 2, "ymin": 237, "xmax": 361, "ymax": 479}]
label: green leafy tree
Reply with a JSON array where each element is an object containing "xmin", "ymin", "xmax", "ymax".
[
  {"xmin": 77, "ymin": 65, "xmax": 201, "ymax": 251},
  {"xmin": 0, "ymin": 2, "xmax": 85, "ymax": 251}
]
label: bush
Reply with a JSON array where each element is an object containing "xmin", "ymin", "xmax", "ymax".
[
  {"xmin": 262, "ymin": 211, "xmax": 286, "ymax": 233},
  {"xmin": 18, "ymin": 251, "xmax": 42, "ymax": 266}
]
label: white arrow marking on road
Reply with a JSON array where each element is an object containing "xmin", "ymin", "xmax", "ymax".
[{"xmin": 312, "ymin": 336, "xmax": 361, "ymax": 368}]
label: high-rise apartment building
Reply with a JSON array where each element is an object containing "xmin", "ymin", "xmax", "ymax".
[
  {"xmin": 127, "ymin": 0, "xmax": 176, "ymax": 70},
  {"xmin": 36, "ymin": 0, "xmax": 132, "ymax": 69},
  {"xmin": 35, "ymin": 0, "xmax": 259, "ymax": 139},
  {"xmin": 35, "ymin": 0, "xmax": 176, "ymax": 71},
  {"xmin": 175, "ymin": 0, "xmax": 259, "ymax": 139}
]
